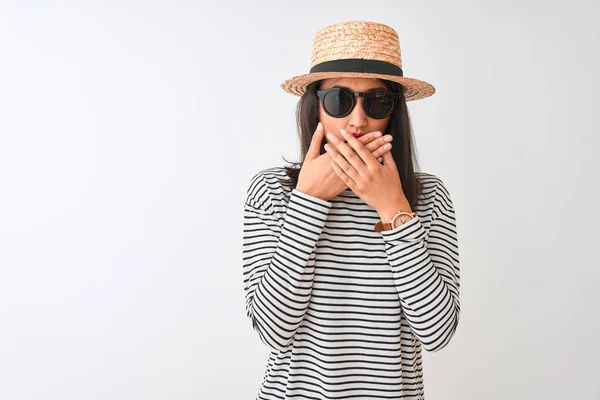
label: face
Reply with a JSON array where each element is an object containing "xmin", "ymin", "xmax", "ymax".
[{"xmin": 318, "ymin": 77, "xmax": 392, "ymax": 139}]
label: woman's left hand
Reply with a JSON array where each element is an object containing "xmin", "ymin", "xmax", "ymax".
[{"xmin": 324, "ymin": 128, "xmax": 413, "ymax": 221}]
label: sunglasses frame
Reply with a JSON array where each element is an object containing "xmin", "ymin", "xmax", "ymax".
[{"xmin": 316, "ymin": 87, "xmax": 400, "ymax": 119}]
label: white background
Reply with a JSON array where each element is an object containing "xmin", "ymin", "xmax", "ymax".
[{"xmin": 1, "ymin": 1, "xmax": 599, "ymax": 399}]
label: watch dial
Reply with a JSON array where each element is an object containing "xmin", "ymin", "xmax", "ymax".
[
  {"xmin": 399, "ymin": 215, "xmax": 412, "ymax": 223},
  {"xmin": 393, "ymin": 214, "xmax": 413, "ymax": 227}
]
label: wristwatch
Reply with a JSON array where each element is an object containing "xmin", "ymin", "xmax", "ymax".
[{"xmin": 374, "ymin": 210, "xmax": 416, "ymax": 232}]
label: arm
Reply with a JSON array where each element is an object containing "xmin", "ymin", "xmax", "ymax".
[
  {"xmin": 380, "ymin": 179, "xmax": 460, "ymax": 352},
  {"xmin": 242, "ymin": 174, "xmax": 332, "ymax": 351}
]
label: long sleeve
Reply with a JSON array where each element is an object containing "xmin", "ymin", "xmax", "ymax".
[
  {"xmin": 242, "ymin": 174, "xmax": 333, "ymax": 351},
  {"xmin": 380, "ymin": 179, "xmax": 460, "ymax": 352}
]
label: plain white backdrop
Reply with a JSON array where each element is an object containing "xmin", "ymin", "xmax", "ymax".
[{"xmin": 1, "ymin": 1, "xmax": 598, "ymax": 399}]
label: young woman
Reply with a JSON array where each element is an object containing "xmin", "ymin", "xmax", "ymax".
[{"xmin": 242, "ymin": 20, "xmax": 460, "ymax": 400}]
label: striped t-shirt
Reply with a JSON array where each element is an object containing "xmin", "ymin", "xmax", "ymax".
[{"xmin": 242, "ymin": 166, "xmax": 460, "ymax": 400}]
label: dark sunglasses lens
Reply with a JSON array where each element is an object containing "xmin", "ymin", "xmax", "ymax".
[
  {"xmin": 364, "ymin": 90, "xmax": 396, "ymax": 118},
  {"xmin": 323, "ymin": 89, "xmax": 353, "ymax": 117}
]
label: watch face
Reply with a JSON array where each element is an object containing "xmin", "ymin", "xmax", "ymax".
[
  {"xmin": 393, "ymin": 213, "xmax": 413, "ymax": 228},
  {"xmin": 399, "ymin": 214, "xmax": 413, "ymax": 223}
]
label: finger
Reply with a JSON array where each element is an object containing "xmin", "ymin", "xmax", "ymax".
[
  {"xmin": 339, "ymin": 128, "xmax": 376, "ymax": 172},
  {"xmin": 372, "ymin": 141, "xmax": 393, "ymax": 159},
  {"xmin": 325, "ymin": 129, "xmax": 345, "ymax": 146},
  {"xmin": 349, "ymin": 131, "xmax": 382, "ymax": 151},
  {"xmin": 327, "ymin": 129, "xmax": 365, "ymax": 178},
  {"xmin": 324, "ymin": 130, "xmax": 383, "ymax": 169},
  {"xmin": 325, "ymin": 129, "xmax": 361, "ymax": 146},
  {"xmin": 324, "ymin": 140, "xmax": 360, "ymax": 183},
  {"xmin": 360, "ymin": 130, "xmax": 383, "ymax": 145},
  {"xmin": 382, "ymin": 150, "xmax": 396, "ymax": 168},
  {"xmin": 325, "ymin": 130, "xmax": 379, "ymax": 149},
  {"xmin": 329, "ymin": 159, "xmax": 356, "ymax": 191},
  {"xmin": 364, "ymin": 133, "xmax": 392, "ymax": 153},
  {"xmin": 307, "ymin": 122, "xmax": 324, "ymax": 160}
]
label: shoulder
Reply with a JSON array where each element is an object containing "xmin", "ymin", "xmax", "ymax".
[
  {"xmin": 246, "ymin": 166, "xmax": 291, "ymax": 194},
  {"xmin": 245, "ymin": 166, "xmax": 293, "ymax": 209},
  {"xmin": 415, "ymin": 171, "xmax": 455, "ymax": 213},
  {"xmin": 416, "ymin": 171, "xmax": 448, "ymax": 191}
]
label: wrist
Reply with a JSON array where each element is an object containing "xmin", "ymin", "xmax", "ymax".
[{"xmin": 377, "ymin": 201, "xmax": 413, "ymax": 222}]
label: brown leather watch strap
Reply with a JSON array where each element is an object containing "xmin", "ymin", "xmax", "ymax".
[
  {"xmin": 374, "ymin": 211, "xmax": 416, "ymax": 232},
  {"xmin": 374, "ymin": 221, "xmax": 393, "ymax": 232}
]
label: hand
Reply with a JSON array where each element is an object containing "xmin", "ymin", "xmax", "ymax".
[
  {"xmin": 324, "ymin": 129, "xmax": 387, "ymax": 165},
  {"xmin": 324, "ymin": 128, "xmax": 412, "ymax": 217},
  {"xmin": 296, "ymin": 123, "xmax": 394, "ymax": 202}
]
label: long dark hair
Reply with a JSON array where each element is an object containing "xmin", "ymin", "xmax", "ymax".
[{"xmin": 282, "ymin": 79, "xmax": 423, "ymax": 211}]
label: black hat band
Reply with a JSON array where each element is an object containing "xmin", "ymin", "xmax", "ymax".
[{"xmin": 309, "ymin": 58, "xmax": 403, "ymax": 77}]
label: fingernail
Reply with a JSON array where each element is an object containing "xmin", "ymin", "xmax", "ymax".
[
  {"xmin": 374, "ymin": 132, "xmax": 382, "ymax": 138},
  {"xmin": 340, "ymin": 128, "xmax": 347, "ymax": 135},
  {"xmin": 326, "ymin": 132, "xmax": 334, "ymax": 140},
  {"xmin": 317, "ymin": 122, "xmax": 322, "ymax": 130}
]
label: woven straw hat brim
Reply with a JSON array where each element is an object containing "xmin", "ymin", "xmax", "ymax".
[
  {"xmin": 280, "ymin": 20, "xmax": 436, "ymax": 102},
  {"xmin": 280, "ymin": 71, "xmax": 436, "ymax": 102}
]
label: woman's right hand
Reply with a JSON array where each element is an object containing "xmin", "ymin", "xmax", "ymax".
[{"xmin": 296, "ymin": 123, "xmax": 394, "ymax": 202}]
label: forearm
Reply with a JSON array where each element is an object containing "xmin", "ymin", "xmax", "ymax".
[
  {"xmin": 381, "ymin": 216, "xmax": 460, "ymax": 352},
  {"xmin": 244, "ymin": 188, "xmax": 333, "ymax": 351}
]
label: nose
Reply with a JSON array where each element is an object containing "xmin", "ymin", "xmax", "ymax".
[{"xmin": 348, "ymin": 96, "xmax": 368, "ymax": 130}]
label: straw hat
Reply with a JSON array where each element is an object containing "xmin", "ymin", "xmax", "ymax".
[{"xmin": 280, "ymin": 20, "xmax": 436, "ymax": 102}]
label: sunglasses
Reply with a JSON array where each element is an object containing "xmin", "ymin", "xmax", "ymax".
[{"xmin": 316, "ymin": 87, "xmax": 400, "ymax": 119}]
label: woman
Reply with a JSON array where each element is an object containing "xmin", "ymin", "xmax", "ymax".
[{"xmin": 242, "ymin": 20, "xmax": 460, "ymax": 400}]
